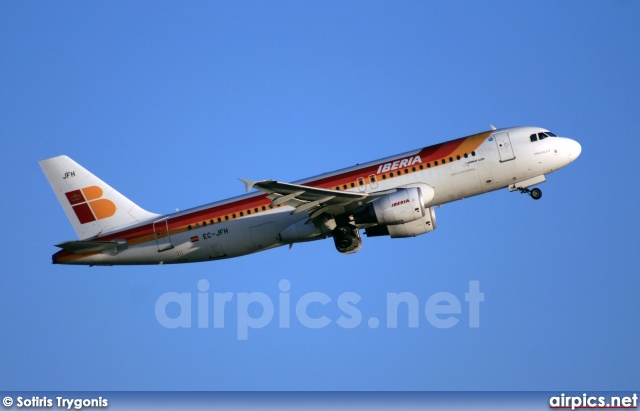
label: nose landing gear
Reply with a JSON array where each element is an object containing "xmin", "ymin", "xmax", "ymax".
[{"xmin": 518, "ymin": 187, "xmax": 542, "ymax": 200}]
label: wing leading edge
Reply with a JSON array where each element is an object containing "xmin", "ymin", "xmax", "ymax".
[{"xmin": 240, "ymin": 179, "xmax": 373, "ymax": 219}]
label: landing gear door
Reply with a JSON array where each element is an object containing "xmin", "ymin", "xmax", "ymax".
[
  {"xmin": 493, "ymin": 132, "xmax": 515, "ymax": 162},
  {"xmin": 153, "ymin": 219, "xmax": 174, "ymax": 252}
]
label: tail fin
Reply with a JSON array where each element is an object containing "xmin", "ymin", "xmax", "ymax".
[{"xmin": 39, "ymin": 155, "xmax": 162, "ymax": 240}]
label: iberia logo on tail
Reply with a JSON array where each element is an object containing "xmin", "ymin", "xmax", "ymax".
[{"xmin": 64, "ymin": 186, "xmax": 116, "ymax": 224}]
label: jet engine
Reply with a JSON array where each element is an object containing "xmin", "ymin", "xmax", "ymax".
[
  {"xmin": 365, "ymin": 206, "xmax": 437, "ymax": 238},
  {"xmin": 354, "ymin": 187, "xmax": 431, "ymax": 225}
]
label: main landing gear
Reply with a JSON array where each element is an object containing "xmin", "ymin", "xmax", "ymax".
[
  {"xmin": 518, "ymin": 187, "xmax": 542, "ymax": 200},
  {"xmin": 332, "ymin": 224, "xmax": 363, "ymax": 254}
]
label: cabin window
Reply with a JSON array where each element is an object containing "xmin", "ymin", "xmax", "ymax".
[
  {"xmin": 262, "ymin": 206, "xmax": 266, "ymax": 211},
  {"xmin": 456, "ymin": 155, "xmax": 460, "ymax": 160},
  {"xmin": 472, "ymin": 151, "xmax": 476, "ymax": 156},
  {"xmin": 202, "ymin": 221, "xmax": 207, "ymax": 227},
  {"xmin": 464, "ymin": 153, "xmax": 468, "ymax": 158},
  {"xmin": 218, "ymin": 217, "xmax": 222, "ymax": 223},
  {"xmin": 336, "ymin": 186, "xmax": 340, "ymax": 190},
  {"xmin": 225, "ymin": 216, "xmax": 229, "ymax": 221},
  {"xmin": 370, "ymin": 176, "xmax": 375, "ymax": 183},
  {"xmin": 382, "ymin": 174, "xmax": 387, "ymax": 180},
  {"xmin": 358, "ymin": 180, "xmax": 363, "ymax": 186},
  {"xmin": 188, "ymin": 225, "xmax": 192, "ymax": 230},
  {"xmin": 449, "ymin": 157, "xmax": 453, "ymax": 162},
  {"xmin": 210, "ymin": 219, "xmax": 214, "ymax": 224},
  {"xmin": 390, "ymin": 172, "xmax": 394, "ymax": 177},
  {"xmin": 434, "ymin": 160, "xmax": 438, "ymax": 166},
  {"xmin": 343, "ymin": 184, "xmax": 347, "ymax": 189},
  {"xmin": 239, "ymin": 211, "xmax": 244, "ymax": 217},
  {"xmin": 412, "ymin": 167, "xmax": 416, "ymax": 172},
  {"xmin": 404, "ymin": 169, "xmax": 409, "ymax": 174},
  {"xmin": 419, "ymin": 164, "xmax": 424, "ymax": 170},
  {"xmin": 247, "ymin": 210, "xmax": 251, "ymax": 215},
  {"xmin": 195, "ymin": 223, "xmax": 200, "ymax": 228}
]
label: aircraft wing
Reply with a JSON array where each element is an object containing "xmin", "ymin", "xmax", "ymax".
[{"xmin": 240, "ymin": 179, "xmax": 375, "ymax": 218}]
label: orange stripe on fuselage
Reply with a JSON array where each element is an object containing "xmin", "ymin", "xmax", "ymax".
[{"xmin": 419, "ymin": 131, "xmax": 491, "ymax": 163}]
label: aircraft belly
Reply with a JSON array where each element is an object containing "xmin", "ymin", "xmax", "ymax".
[
  {"xmin": 449, "ymin": 168, "xmax": 483, "ymax": 200},
  {"xmin": 208, "ymin": 215, "xmax": 282, "ymax": 257},
  {"xmin": 250, "ymin": 222, "xmax": 279, "ymax": 251},
  {"xmin": 103, "ymin": 243, "xmax": 168, "ymax": 265},
  {"xmin": 209, "ymin": 242, "xmax": 226, "ymax": 259}
]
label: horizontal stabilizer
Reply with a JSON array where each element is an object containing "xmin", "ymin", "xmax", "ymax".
[{"xmin": 56, "ymin": 239, "xmax": 128, "ymax": 254}]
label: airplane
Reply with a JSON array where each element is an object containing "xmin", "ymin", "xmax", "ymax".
[{"xmin": 40, "ymin": 126, "xmax": 581, "ymax": 266}]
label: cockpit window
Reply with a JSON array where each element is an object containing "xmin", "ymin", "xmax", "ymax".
[{"xmin": 531, "ymin": 131, "xmax": 558, "ymax": 142}]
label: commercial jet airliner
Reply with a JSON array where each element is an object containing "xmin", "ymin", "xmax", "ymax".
[{"xmin": 40, "ymin": 126, "xmax": 581, "ymax": 265}]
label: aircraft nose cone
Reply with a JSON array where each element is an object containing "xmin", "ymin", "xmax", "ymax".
[{"xmin": 568, "ymin": 139, "xmax": 582, "ymax": 162}]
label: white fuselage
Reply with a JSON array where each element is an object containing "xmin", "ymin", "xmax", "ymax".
[{"xmin": 47, "ymin": 126, "xmax": 581, "ymax": 265}]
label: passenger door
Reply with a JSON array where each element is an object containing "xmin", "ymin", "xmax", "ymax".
[
  {"xmin": 493, "ymin": 132, "xmax": 515, "ymax": 162},
  {"xmin": 153, "ymin": 219, "xmax": 174, "ymax": 252}
]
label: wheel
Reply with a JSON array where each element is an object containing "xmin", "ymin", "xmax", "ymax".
[
  {"xmin": 332, "ymin": 225, "xmax": 362, "ymax": 254},
  {"xmin": 530, "ymin": 188, "xmax": 542, "ymax": 200}
]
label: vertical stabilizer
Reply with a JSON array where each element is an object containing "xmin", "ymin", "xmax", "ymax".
[{"xmin": 39, "ymin": 155, "xmax": 162, "ymax": 240}]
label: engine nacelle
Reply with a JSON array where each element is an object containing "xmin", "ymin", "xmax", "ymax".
[
  {"xmin": 365, "ymin": 207, "xmax": 437, "ymax": 238},
  {"xmin": 354, "ymin": 187, "xmax": 428, "ymax": 225}
]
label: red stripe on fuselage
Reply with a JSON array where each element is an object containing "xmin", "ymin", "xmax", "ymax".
[{"xmin": 91, "ymin": 132, "xmax": 487, "ymax": 245}]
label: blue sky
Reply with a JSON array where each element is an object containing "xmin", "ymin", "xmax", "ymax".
[{"xmin": 1, "ymin": 1, "xmax": 638, "ymax": 391}]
